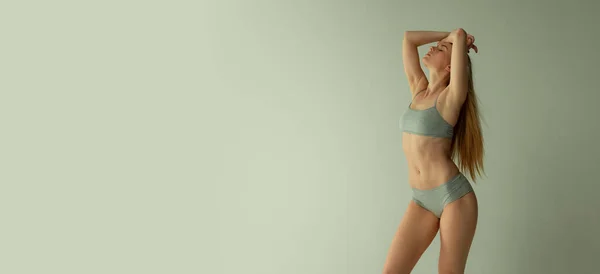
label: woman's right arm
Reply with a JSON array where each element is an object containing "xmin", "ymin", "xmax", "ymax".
[{"xmin": 402, "ymin": 31, "xmax": 451, "ymax": 93}]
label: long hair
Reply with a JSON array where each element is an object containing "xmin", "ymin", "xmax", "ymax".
[{"xmin": 450, "ymin": 55, "xmax": 485, "ymax": 182}]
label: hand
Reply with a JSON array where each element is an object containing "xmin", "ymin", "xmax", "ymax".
[
  {"xmin": 466, "ymin": 34, "xmax": 478, "ymax": 53},
  {"xmin": 447, "ymin": 28, "xmax": 478, "ymax": 53}
]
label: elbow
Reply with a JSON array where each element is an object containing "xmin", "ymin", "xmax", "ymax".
[
  {"xmin": 454, "ymin": 28, "xmax": 467, "ymax": 37},
  {"xmin": 403, "ymin": 31, "xmax": 414, "ymax": 45}
]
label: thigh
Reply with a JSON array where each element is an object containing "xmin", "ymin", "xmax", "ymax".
[
  {"xmin": 382, "ymin": 200, "xmax": 439, "ymax": 274},
  {"xmin": 438, "ymin": 191, "xmax": 478, "ymax": 274}
]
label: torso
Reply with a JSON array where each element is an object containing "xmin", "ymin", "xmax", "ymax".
[{"xmin": 400, "ymin": 87, "xmax": 462, "ymax": 190}]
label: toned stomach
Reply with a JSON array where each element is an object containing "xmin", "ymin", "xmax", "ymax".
[{"xmin": 402, "ymin": 133, "xmax": 460, "ymax": 190}]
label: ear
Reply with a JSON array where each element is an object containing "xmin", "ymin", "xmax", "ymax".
[{"xmin": 445, "ymin": 65, "xmax": 451, "ymax": 72}]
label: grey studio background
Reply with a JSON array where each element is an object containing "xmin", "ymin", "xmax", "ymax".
[{"xmin": 2, "ymin": 1, "xmax": 599, "ymax": 274}]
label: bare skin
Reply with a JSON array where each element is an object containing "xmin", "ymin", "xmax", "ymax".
[
  {"xmin": 438, "ymin": 192, "xmax": 478, "ymax": 273},
  {"xmin": 382, "ymin": 29, "xmax": 478, "ymax": 274},
  {"xmin": 382, "ymin": 201, "xmax": 439, "ymax": 274}
]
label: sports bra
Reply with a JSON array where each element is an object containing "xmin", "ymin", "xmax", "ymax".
[{"xmin": 399, "ymin": 90, "xmax": 454, "ymax": 139}]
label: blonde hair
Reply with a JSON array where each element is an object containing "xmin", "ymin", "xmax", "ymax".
[{"xmin": 450, "ymin": 55, "xmax": 485, "ymax": 182}]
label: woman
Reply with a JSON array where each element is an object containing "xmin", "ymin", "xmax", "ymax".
[{"xmin": 383, "ymin": 29, "xmax": 484, "ymax": 274}]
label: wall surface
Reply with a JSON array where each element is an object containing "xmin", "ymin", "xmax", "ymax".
[{"xmin": 2, "ymin": 1, "xmax": 599, "ymax": 273}]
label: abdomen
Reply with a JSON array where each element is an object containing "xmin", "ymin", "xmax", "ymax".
[{"xmin": 402, "ymin": 133, "xmax": 459, "ymax": 189}]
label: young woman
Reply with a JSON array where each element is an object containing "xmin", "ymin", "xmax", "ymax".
[{"xmin": 383, "ymin": 29, "xmax": 484, "ymax": 274}]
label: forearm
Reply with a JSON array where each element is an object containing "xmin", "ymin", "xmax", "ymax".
[
  {"xmin": 403, "ymin": 31, "xmax": 451, "ymax": 46},
  {"xmin": 443, "ymin": 28, "xmax": 467, "ymax": 44},
  {"xmin": 444, "ymin": 28, "xmax": 468, "ymax": 53}
]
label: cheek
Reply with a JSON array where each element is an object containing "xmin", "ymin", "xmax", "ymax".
[{"xmin": 439, "ymin": 54, "xmax": 451, "ymax": 64}]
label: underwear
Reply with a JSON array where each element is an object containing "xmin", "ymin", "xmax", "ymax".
[
  {"xmin": 412, "ymin": 173, "xmax": 473, "ymax": 218},
  {"xmin": 399, "ymin": 89, "xmax": 454, "ymax": 139}
]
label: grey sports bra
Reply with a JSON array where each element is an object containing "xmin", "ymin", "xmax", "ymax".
[{"xmin": 399, "ymin": 90, "xmax": 454, "ymax": 139}]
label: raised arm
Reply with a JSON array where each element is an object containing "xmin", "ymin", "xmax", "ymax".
[
  {"xmin": 402, "ymin": 31, "xmax": 450, "ymax": 94},
  {"xmin": 444, "ymin": 28, "xmax": 476, "ymax": 107}
]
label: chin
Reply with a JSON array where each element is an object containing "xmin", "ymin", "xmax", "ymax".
[{"xmin": 422, "ymin": 59, "xmax": 430, "ymax": 67}]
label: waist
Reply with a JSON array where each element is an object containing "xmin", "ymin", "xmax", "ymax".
[
  {"xmin": 402, "ymin": 134, "xmax": 453, "ymax": 161},
  {"xmin": 406, "ymin": 158, "xmax": 459, "ymax": 187},
  {"xmin": 402, "ymin": 139, "xmax": 459, "ymax": 189}
]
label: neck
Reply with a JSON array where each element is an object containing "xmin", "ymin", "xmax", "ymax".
[{"xmin": 427, "ymin": 70, "xmax": 450, "ymax": 94}]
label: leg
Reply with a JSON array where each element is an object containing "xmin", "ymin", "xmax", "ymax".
[
  {"xmin": 382, "ymin": 200, "xmax": 440, "ymax": 274},
  {"xmin": 438, "ymin": 192, "xmax": 478, "ymax": 274}
]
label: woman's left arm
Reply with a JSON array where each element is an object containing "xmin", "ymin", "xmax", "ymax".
[{"xmin": 445, "ymin": 28, "xmax": 475, "ymax": 106}]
